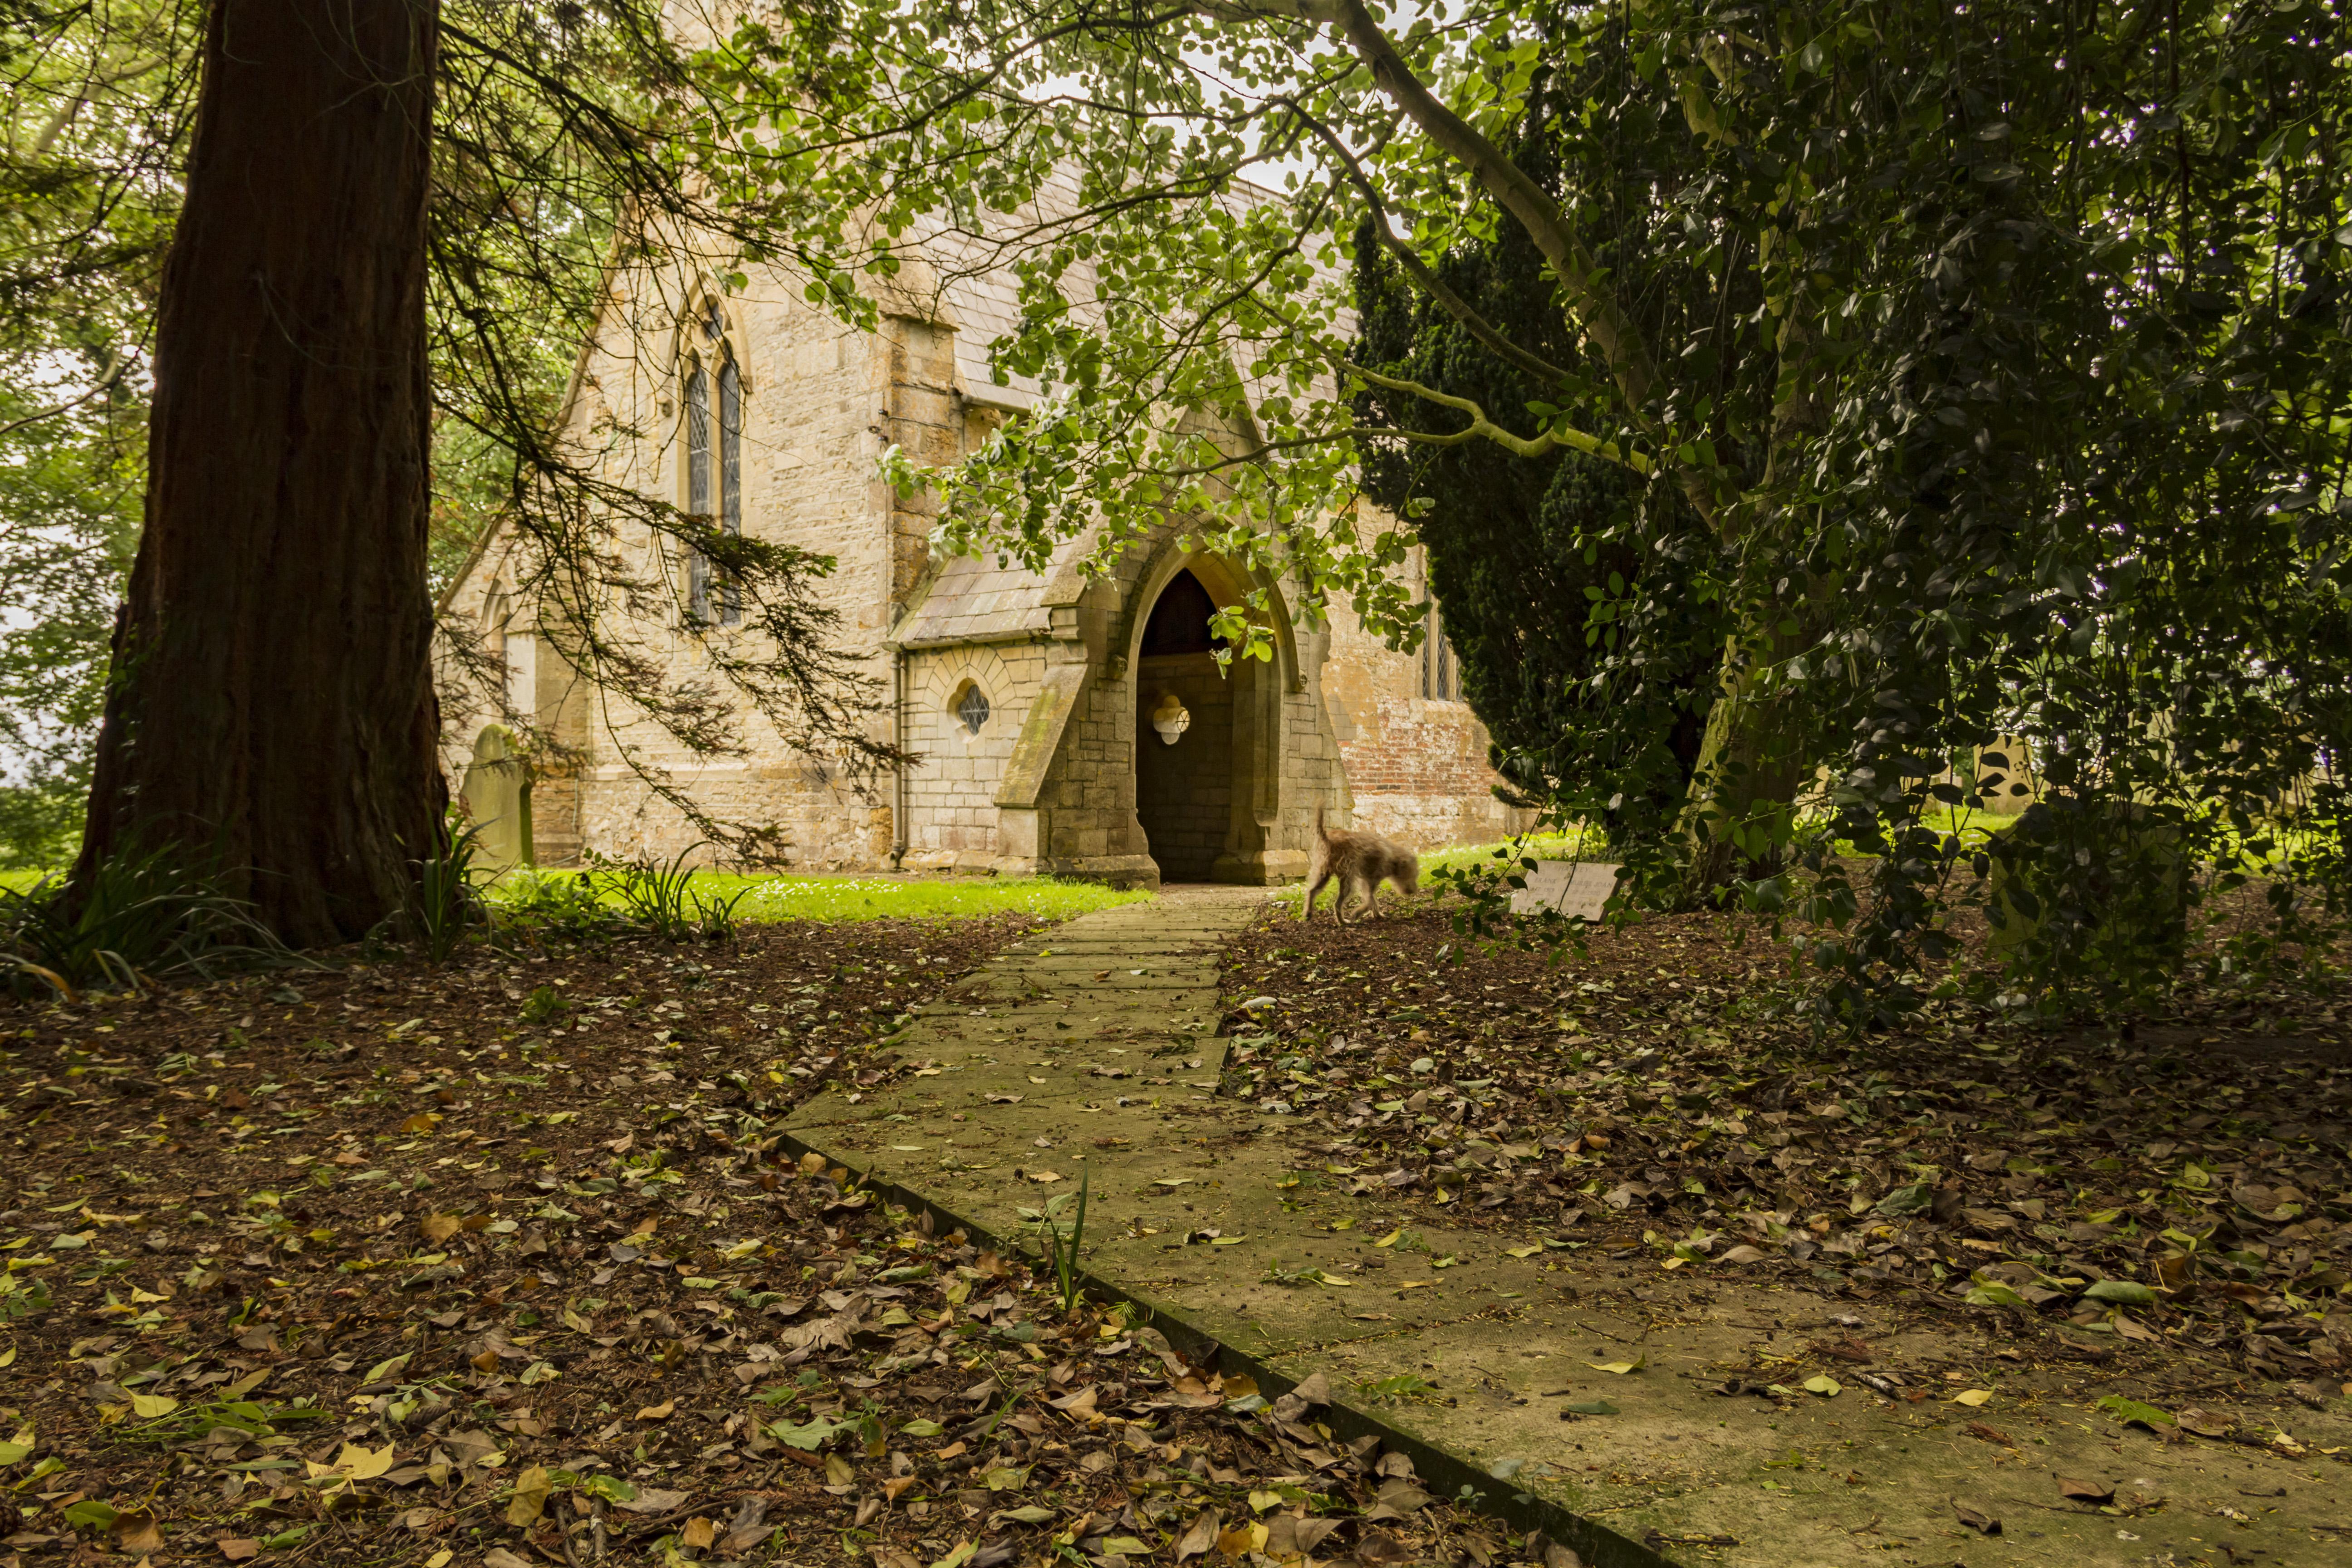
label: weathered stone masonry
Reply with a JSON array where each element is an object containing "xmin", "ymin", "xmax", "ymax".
[{"xmin": 437, "ymin": 250, "xmax": 1526, "ymax": 884}]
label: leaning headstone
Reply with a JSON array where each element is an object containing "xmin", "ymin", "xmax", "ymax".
[{"xmin": 1509, "ymin": 861, "xmax": 1621, "ymax": 920}]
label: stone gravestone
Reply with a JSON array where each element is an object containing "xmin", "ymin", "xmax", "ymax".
[{"xmin": 1509, "ymin": 860, "xmax": 1622, "ymax": 920}]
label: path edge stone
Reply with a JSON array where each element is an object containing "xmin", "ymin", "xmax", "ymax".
[{"xmin": 763, "ymin": 1125, "xmax": 1680, "ymax": 1568}]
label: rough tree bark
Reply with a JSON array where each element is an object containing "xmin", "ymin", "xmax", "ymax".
[{"xmin": 73, "ymin": 0, "xmax": 446, "ymax": 946}]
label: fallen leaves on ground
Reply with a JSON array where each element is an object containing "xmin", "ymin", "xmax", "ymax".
[
  {"xmin": 1220, "ymin": 903, "xmax": 2351, "ymax": 1395},
  {"xmin": 0, "ymin": 913, "xmax": 1539, "ymax": 1568}
]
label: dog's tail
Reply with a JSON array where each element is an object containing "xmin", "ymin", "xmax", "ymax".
[{"xmin": 1314, "ymin": 804, "xmax": 1331, "ymax": 842}]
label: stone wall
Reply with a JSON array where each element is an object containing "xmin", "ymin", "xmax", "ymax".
[
  {"xmin": 897, "ymin": 641, "xmax": 1053, "ymax": 871},
  {"xmin": 439, "ymin": 257, "xmax": 904, "ymax": 869},
  {"xmin": 1313, "ymin": 548, "xmax": 1527, "ymax": 849}
]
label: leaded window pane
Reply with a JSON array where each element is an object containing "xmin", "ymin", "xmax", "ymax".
[
  {"xmin": 685, "ymin": 363, "xmax": 710, "ymax": 621},
  {"xmin": 957, "ymin": 687, "xmax": 990, "ymax": 735},
  {"xmin": 719, "ymin": 357, "xmax": 742, "ymax": 625}
]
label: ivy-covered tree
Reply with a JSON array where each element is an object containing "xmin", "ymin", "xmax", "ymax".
[{"xmin": 1344, "ymin": 52, "xmax": 1725, "ymax": 849}]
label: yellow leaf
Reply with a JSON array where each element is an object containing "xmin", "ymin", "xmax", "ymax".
[
  {"xmin": 419, "ymin": 1214, "xmax": 461, "ymax": 1244},
  {"xmin": 1215, "ymin": 1522, "xmax": 1270, "ymax": 1557},
  {"xmin": 681, "ymin": 1517, "xmax": 715, "ymax": 1550},
  {"xmin": 426, "ymin": 1553, "xmax": 452, "ymax": 1568},
  {"xmin": 1659, "ymin": 1256, "xmax": 1686, "ymax": 1270},
  {"xmin": 128, "ymin": 1393, "xmax": 178, "ymax": 1419},
  {"xmin": 338, "ymin": 1441, "xmax": 396, "ymax": 1480},
  {"xmin": 1373, "ymin": 1229, "xmax": 1401, "ymax": 1249},
  {"xmin": 1504, "ymin": 1245, "xmax": 1542, "ymax": 1259},
  {"xmin": 1587, "ymin": 1355, "xmax": 1646, "ymax": 1375},
  {"xmin": 1803, "ymin": 1375, "xmax": 1841, "ymax": 1398},
  {"xmin": 635, "ymin": 1400, "xmax": 675, "ymax": 1421},
  {"xmin": 1952, "ymin": 1388, "xmax": 1993, "ymax": 1407},
  {"xmin": 400, "ymin": 1112, "xmax": 441, "ymax": 1134},
  {"xmin": 1248, "ymin": 1489, "xmax": 1284, "ymax": 1514},
  {"xmin": 505, "ymin": 1464, "xmax": 551, "ymax": 1526}
]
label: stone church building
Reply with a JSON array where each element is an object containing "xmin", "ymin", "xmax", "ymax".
[{"xmin": 437, "ymin": 234, "xmax": 1524, "ymax": 886}]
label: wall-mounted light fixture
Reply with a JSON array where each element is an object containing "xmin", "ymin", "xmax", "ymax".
[{"xmin": 1151, "ymin": 692, "xmax": 1191, "ymax": 746}]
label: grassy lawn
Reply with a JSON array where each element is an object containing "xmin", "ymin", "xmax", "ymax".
[
  {"xmin": 488, "ymin": 867, "xmax": 1151, "ymax": 923},
  {"xmin": 5, "ymin": 864, "xmax": 1151, "ymax": 923}
]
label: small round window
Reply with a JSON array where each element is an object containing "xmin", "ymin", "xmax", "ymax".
[{"xmin": 956, "ymin": 686, "xmax": 991, "ymax": 735}]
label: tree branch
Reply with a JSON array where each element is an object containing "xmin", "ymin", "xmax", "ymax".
[
  {"xmin": 1337, "ymin": 358, "xmax": 1650, "ymax": 470},
  {"xmin": 1288, "ymin": 0, "xmax": 1733, "ymax": 524},
  {"xmin": 1280, "ymin": 98, "xmax": 1578, "ymax": 391},
  {"xmin": 0, "ymin": 349, "xmax": 129, "ymax": 440}
]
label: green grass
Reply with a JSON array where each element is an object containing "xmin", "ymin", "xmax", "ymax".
[
  {"xmin": 487, "ymin": 868, "xmax": 1150, "ymax": 925},
  {"xmin": 1419, "ymin": 828, "xmax": 1598, "ymax": 879},
  {"xmin": 1, "ymin": 869, "xmax": 55, "ymax": 895}
]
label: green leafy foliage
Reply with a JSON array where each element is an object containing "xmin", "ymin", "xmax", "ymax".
[
  {"xmin": 601, "ymin": 843, "xmax": 750, "ymax": 944},
  {"xmin": 0, "ymin": 844, "xmax": 288, "ymax": 998}
]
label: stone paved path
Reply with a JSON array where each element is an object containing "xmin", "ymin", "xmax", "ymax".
[{"xmin": 786, "ymin": 892, "xmax": 2352, "ymax": 1568}]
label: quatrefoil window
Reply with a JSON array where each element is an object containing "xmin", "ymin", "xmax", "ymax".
[{"xmin": 956, "ymin": 686, "xmax": 991, "ymax": 735}]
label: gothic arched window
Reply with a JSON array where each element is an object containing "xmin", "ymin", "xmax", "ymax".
[{"xmin": 683, "ymin": 301, "xmax": 742, "ymax": 626}]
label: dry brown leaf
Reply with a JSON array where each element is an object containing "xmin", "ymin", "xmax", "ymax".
[
  {"xmin": 681, "ymin": 1518, "xmax": 716, "ymax": 1550},
  {"xmin": 114, "ymin": 1512, "xmax": 165, "ymax": 1554},
  {"xmin": 1953, "ymin": 1501, "xmax": 2002, "ymax": 1535},
  {"xmin": 634, "ymin": 1399, "xmax": 675, "ymax": 1421},
  {"xmin": 418, "ymin": 1213, "xmax": 461, "ymax": 1244},
  {"xmin": 1172, "ymin": 1508, "xmax": 1221, "ymax": 1562}
]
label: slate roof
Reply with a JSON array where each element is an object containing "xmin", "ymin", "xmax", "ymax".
[{"xmin": 890, "ymin": 533, "xmax": 1090, "ymax": 647}]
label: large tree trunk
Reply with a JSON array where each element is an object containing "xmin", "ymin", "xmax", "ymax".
[
  {"xmin": 1677, "ymin": 633, "xmax": 1811, "ymax": 897},
  {"xmin": 72, "ymin": 0, "xmax": 445, "ymax": 946}
]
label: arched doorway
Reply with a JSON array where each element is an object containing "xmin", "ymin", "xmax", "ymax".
[
  {"xmin": 460, "ymin": 725, "xmax": 534, "ymax": 872},
  {"xmin": 1133, "ymin": 570, "xmax": 1236, "ymax": 882}
]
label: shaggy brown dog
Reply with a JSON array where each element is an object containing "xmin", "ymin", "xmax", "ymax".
[{"xmin": 1302, "ymin": 806, "xmax": 1420, "ymax": 923}]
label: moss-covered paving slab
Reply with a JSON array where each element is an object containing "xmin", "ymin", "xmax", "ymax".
[{"xmin": 785, "ymin": 892, "xmax": 2352, "ymax": 1567}]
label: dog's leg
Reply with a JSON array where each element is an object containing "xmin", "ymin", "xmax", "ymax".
[
  {"xmin": 1302, "ymin": 872, "xmax": 1329, "ymax": 921},
  {"xmin": 1365, "ymin": 877, "xmax": 1382, "ymax": 919}
]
